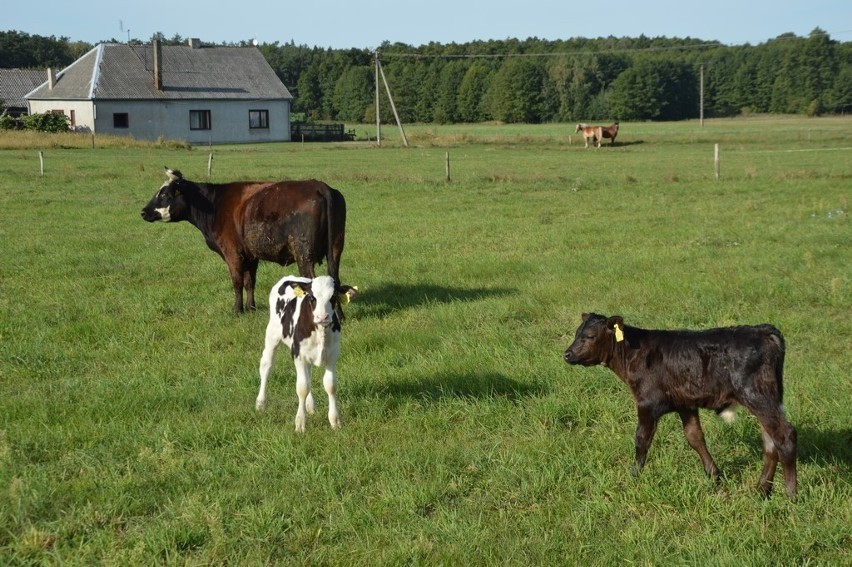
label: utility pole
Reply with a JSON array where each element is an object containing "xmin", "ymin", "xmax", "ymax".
[
  {"xmin": 375, "ymin": 53, "xmax": 408, "ymax": 147},
  {"xmin": 375, "ymin": 51, "xmax": 381, "ymax": 146},
  {"xmin": 700, "ymin": 63, "xmax": 704, "ymax": 127}
]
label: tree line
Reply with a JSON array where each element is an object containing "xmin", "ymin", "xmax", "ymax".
[{"xmin": 2, "ymin": 29, "xmax": 850, "ymax": 123}]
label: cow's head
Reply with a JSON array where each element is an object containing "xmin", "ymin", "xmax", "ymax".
[
  {"xmin": 284, "ymin": 276, "xmax": 358, "ymax": 328},
  {"xmin": 563, "ymin": 313, "xmax": 624, "ymax": 366},
  {"xmin": 140, "ymin": 167, "xmax": 190, "ymax": 223}
]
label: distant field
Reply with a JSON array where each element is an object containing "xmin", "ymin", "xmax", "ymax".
[{"xmin": 0, "ymin": 117, "xmax": 849, "ymax": 565}]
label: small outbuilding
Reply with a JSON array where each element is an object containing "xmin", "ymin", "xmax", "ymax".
[
  {"xmin": 0, "ymin": 68, "xmax": 46, "ymax": 117},
  {"xmin": 26, "ymin": 38, "xmax": 293, "ymax": 144}
]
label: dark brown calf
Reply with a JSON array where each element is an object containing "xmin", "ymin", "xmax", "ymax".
[{"xmin": 563, "ymin": 313, "xmax": 797, "ymax": 498}]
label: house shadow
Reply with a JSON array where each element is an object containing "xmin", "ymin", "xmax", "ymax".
[
  {"xmin": 352, "ymin": 282, "xmax": 516, "ymax": 319},
  {"xmin": 349, "ymin": 369, "xmax": 546, "ymax": 411}
]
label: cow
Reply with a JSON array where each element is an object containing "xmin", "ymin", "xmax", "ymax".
[
  {"xmin": 563, "ymin": 313, "xmax": 797, "ymax": 498},
  {"xmin": 576, "ymin": 123, "xmax": 602, "ymax": 148},
  {"xmin": 140, "ymin": 167, "xmax": 346, "ymax": 313},
  {"xmin": 600, "ymin": 121, "xmax": 619, "ymax": 145},
  {"xmin": 255, "ymin": 275, "xmax": 358, "ymax": 432}
]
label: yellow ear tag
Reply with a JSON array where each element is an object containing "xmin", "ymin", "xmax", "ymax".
[
  {"xmin": 339, "ymin": 286, "xmax": 359, "ymax": 305},
  {"xmin": 614, "ymin": 323, "xmax": 625, "ymax": 343},
  {"xmin": 292, "ymin": 287, "xmax": 306, "ymax": 298}
]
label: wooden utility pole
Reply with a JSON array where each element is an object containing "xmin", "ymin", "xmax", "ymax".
[
  {"xmin": 700, "ymin": 63, "xmax": 705, "ymax": 127},
  {"xmin": 375, "ymin": 54, "xmax": 408, "ymax": 147},
  {"xmin": 375, "ymin": 51, "xmax": 381, "ymax": 146}
]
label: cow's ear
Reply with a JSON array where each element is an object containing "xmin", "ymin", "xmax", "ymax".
[
  {"xmin": 290, "ymin": 283, "xmax": 307, "ymax": 298},
  {"xmin": 581, "ymin": 312, "xmax": 591, "ymax": 321},
  {"xmin": 337, "ymin": 285, "xmax": 359, "ymax": 304},
  {"xmin": 607, "ymin": 316, "xmax": 625, "ymax": 342}
]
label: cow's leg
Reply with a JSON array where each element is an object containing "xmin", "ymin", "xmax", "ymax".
[
  {"xmin": 322, "ymin": 363, "xmax": 341, "ymax": 429},
  {"xmin": 754, "ymin": 410, "xmax": 797, "ymax": 498},
  {"xmin": 296, "ymin": 255, "xmax": 316, "ymax": 279},
  {"xmin": 678, "ymin": 409, "xmax": 721, "ymax": 481},
  {"xmin": 294, "ymin": 359, "xmax": 312, "ymax": 433},
  {"xmin": 256, "ymin": 323, "xmax": 280, "ymax": 410},
  {"xmin": 633, "ymin": 405, "xmax": 660, "ymax": 476},
  {"xmin": 226, "ymin": 262, "xmax": 245, "ymax": 313},
  {"xmin": 243, "ymin": 260, "xmax": 259, "ymax": 311}
]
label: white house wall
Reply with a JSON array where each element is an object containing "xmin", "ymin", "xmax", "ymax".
[
  {"xmin": 27, "ymin": 100, "xmax": 95, "ymax": 132},
  {"xmin": 92, "ymin": 99, "xmax": 291, "ymax": 144}
]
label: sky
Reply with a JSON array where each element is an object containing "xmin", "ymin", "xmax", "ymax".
[{"xmin": 6, "ymin": 0, "xmax": 851, "ymax": 50}]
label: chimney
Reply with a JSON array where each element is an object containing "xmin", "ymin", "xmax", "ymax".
[
  {"xmin": 153, "ymin": 39, "xmax": 163, "ymax": 91},
  {"xmin": 47, "ymin": 68, "xmax": 55, "ymax": 90},
  {"xmin": 188, "ymin": 38, "xmax": 201, "ymax": 49}
]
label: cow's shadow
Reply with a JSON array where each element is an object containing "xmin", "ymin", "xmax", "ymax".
[
  {"xmin": 718, "ymin": 423, "xmax": 852, "ymax": 476},
  {"xmin": 606, "ymin": 140, "xmax": 644, "ymax": 147},
  {"xmin": 349, "ymin": 369, "xmax": 545, "ymax": 410},
  {"xmin": 352, "ymin": 282, "xmax": 516, "ymax": 319},
  {"xmin": 797, "ymin": 426, "xmax": 852, "ymax": 468}
]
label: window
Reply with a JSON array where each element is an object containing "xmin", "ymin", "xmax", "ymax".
[
  {"xmin": 113, "ymin": 113, "xmax": 129, "ymax": 128},
  {"xmin": 249, "ymin": 109, "xmax": 269, "ymax": 129},
  {"xmin": 189, "ymin": 110, "xmax": 211, "ymax": 130}
]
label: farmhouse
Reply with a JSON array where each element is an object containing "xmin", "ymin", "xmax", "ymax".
[{"xmin": 25, "ymin": 39, "xmax": 293, "ymax": 144}]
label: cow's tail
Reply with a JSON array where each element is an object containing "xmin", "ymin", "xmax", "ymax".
[
  {"xmin": 321, "ymin": 182, "xmax": 345, "ymax": 283},
  {"xmin": 765, "ymin": 325, "xmax": 786, "ymax": 403}
]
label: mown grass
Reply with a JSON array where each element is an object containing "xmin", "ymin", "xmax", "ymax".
[{"xmin": 0, "ymin": 117, "xmax": 850, "ymax": 565}]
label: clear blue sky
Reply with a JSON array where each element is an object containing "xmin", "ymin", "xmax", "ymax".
[{"xmin": 7, "ymin": 0, "xmax": 851, "ymax": 49}]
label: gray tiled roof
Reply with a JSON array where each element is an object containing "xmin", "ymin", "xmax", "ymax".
[
  {"xmin": 27, "ymin": 43, "xmax": 292, "ymax": 101},
  {"xmin": 0, "ymin": 69, "xmax": 47, "ymax": 108}
]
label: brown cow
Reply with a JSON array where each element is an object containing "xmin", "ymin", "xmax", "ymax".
[
  {"xmin": 564, "ymin": 313, "xmax": 797, "ymax": 498},
  {"xmin": 141, "ymin": 167, "xmax": 346, "ymax": 313},
  {"xmin": 600, "ymin": 121, "xmax": 619, "ymax": 145}
]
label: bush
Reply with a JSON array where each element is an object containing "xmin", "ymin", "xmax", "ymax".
[
  {"xmin": 22, "ymin": 111, "xmax": 70, "ymax": 133},
  {"xmin": 0, "ymin": 114, "xmax": 23, "ymax": 130}
]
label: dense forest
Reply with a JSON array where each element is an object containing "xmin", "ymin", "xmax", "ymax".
[{"xmin": 2, "ymin": 28, "xmax": 851, "ymax": 123}]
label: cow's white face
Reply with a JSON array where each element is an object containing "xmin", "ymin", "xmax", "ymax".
[{"xmin": 307, "ymin": 276, "xmax": 337, "ymax": 326}]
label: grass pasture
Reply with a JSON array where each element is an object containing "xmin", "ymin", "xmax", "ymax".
[{"xmin": 0, "ymin": 116, "xmax": 850, "ymax": 565}]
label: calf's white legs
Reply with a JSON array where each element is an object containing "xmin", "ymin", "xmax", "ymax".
[
  {"xmin": 256, "ymin": 325, "xmax": 279, "ymax": 411},
  {"xmin": 323, "ymin": 368, "xmax": 340, "ymax": 429},
  {"xmin": 294, "ymin": 360, "xmax": 312, "ymax": 433}
]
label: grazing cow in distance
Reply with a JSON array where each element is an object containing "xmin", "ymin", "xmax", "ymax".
[
  {"xmin": 563, "ymin": 313, "xmax": 797, "ymax": 498},
  {"xmin": 141, "ymin": 167, "xmax": 346, "ymax": 313},
  {"xmin": 600, "ymin": 121, "xmax": 619, "ymax": 145},
  {"xmin": 576, "ymin": 123, "xmax": 602, "ymax": 148},
  {"xmin": 256, "ymin": 275, "xmax": 358, "ymax": 432}
]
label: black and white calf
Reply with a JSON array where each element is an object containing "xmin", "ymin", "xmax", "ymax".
[{"xmin": 256, "ymin": 275, "xmax": 357, "ymax": 432}]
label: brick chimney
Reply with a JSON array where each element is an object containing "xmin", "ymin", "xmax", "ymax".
[{"xmin": 153, "ymin": 39, "xmax": 163, "ymax": 91}]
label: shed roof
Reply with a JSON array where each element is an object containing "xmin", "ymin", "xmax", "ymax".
[
  {"xmin": 26, "ymin": 43, "xmax": 293, "ymax": 101},
  {"xmin": 0, "ymin": 68, "xmax": 47, "ymax": 108}
]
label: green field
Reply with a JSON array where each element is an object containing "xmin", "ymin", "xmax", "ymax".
[{"xmin": 1, "ymin": 117, "xmax": 850, "ymax": 565}]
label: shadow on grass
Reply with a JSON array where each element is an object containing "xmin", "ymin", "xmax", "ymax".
[
  {"xmin": 353, "ymin": 282, "xmax": 516, "ymax": 319},
  {"xmin": 720, "ymin": 424, "xmax": 852, "ymax": 479},
  {"xmin": 350, "ymin": 369, "xmax": 545, "ymax": 407},
  {"xmin": 798, "ymin": 426, "xmax": 852, "ymax": 469}
]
